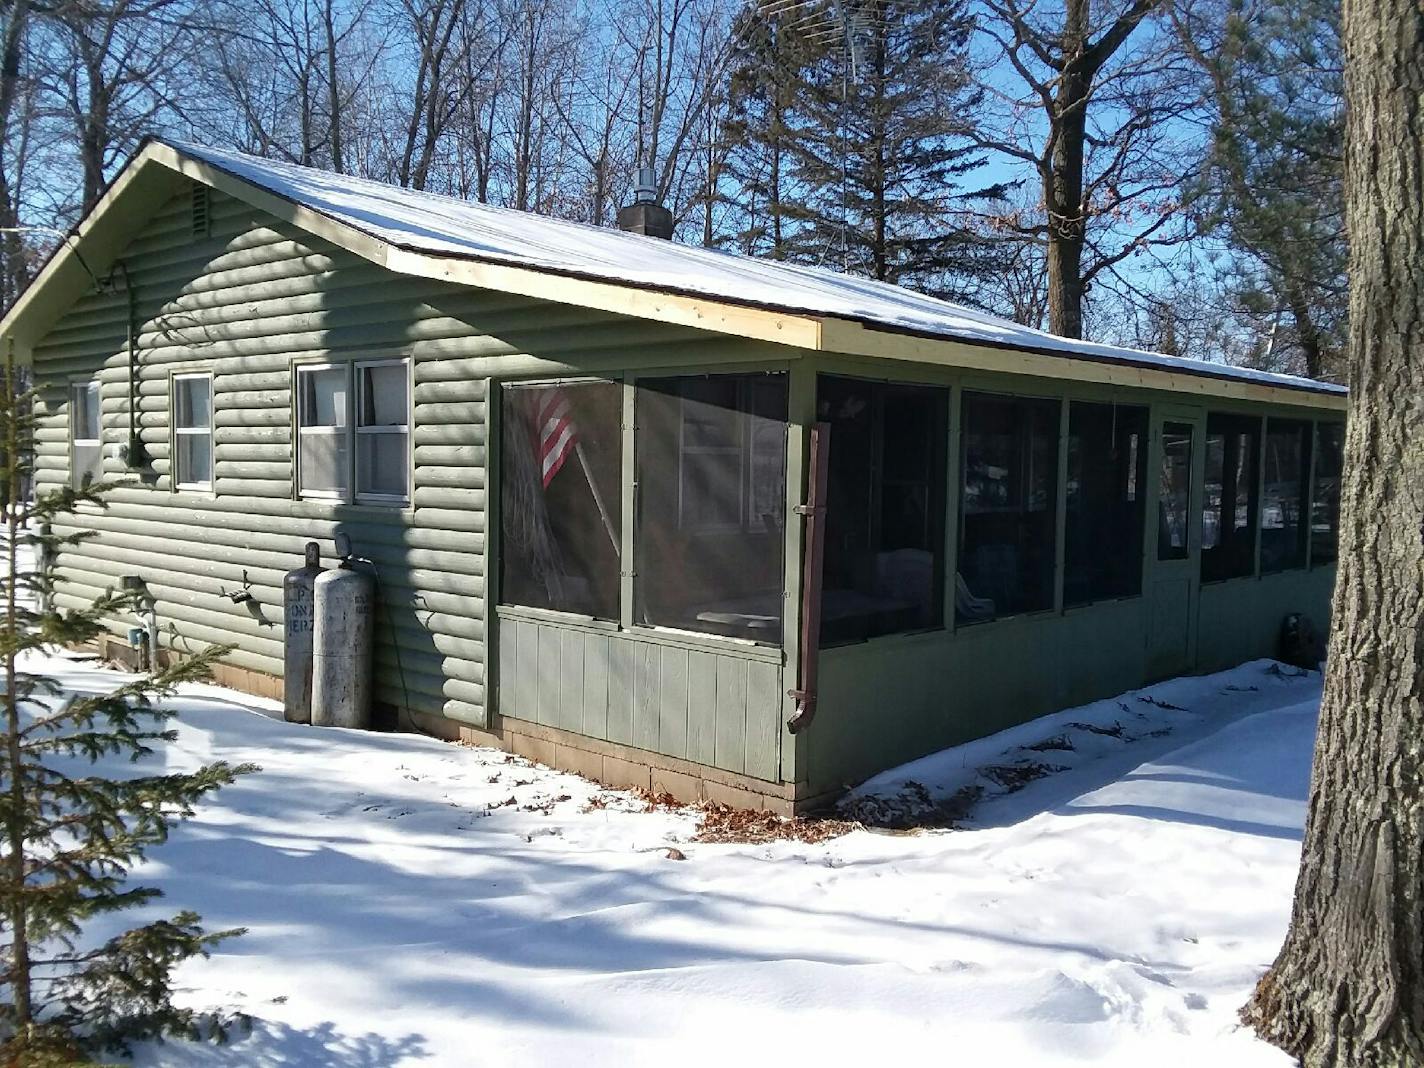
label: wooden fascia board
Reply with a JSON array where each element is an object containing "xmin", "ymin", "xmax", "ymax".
[
  {"xmin": 383, "ymin": 246, "xmax": 823, "ymax": 350},
  {"xmin": 818, "ymin": 319, "xmax": 1349, "ymax": 413},
  {"xmin": 158, "ymin": 145, "xmax": 823, "ymax": 353}
]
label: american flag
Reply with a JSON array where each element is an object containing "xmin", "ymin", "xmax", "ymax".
[{"xmin": 532, "ymin": 389, "xmax": 578, "ymax": 489}]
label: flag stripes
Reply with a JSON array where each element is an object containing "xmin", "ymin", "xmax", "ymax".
[{"xmin": 534, "ymin": 389, "xmax": 578, "ymax": 488}]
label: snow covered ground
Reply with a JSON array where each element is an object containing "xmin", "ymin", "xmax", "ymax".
[{"xmin": 19, "ymin": 649, "xmax": 1319, "ymax": 1068}]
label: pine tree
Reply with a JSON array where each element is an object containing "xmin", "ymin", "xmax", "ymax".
[
  {"xmin": 0, "ymin": 343, "xmax": 255, "ymax": 1063},
  {"xmin": 1181, "ymin": 0, "xmax": 1346, "ymax": 381},
  {"xmin": 786, "ymin": 0, "xmax": 999, "ymax": 295},
  {"xmin": 718, "ymin": 4, "xmax": 808, "ymax": 258},
  {"xmin": 719, "ymin": 0, "xmax": 998, "ymax": 297}
]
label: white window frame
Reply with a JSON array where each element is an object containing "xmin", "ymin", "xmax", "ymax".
[
  {"xmin": 69, "ymin": 378, "xmax": 102, "ymax": 490},
  {"xmin": 295, "ymin": 361, "xmax": 350, "ymax": 501},
  {"xmin": 171, "ymin": 372, "xmax": 214, "ymax": 492},
  {"xmin": 353, "ymin": 358, "xmax": 411, "ymax": 506},
  {"xmin": 293, "ymin": 359, "xmax": 411, "ymax": 505}
]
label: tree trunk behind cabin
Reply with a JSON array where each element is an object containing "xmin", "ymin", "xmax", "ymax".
[
  {"xmin": 1242, "ymin": 0, "xmax": 1423, "ymax": 1062},
  {"xmin": 1045, "ymin": 0, "xmax": 1090, "ymax": 340}
]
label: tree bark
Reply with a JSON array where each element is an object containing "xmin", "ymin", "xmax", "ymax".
[{"xmin": 1242, "ymin": 0, "xmax": 1424, "ymax": 1062}]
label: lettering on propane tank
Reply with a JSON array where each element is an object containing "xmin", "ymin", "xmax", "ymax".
[{"xmin": 287, "ymin": 596, "xmax": 315, "ymax": 633}]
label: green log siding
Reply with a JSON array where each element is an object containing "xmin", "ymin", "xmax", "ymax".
[{"xmin": 29, "ymin": 185, "xmax": 789, "ymax": 745}]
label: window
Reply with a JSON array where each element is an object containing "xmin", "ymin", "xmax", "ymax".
[
  {"xmin": 634, "ymin": 373, "xmax": 788, "ymax": 643},
  {"xmin": 1261, "ymin": 419, "xmax": 1311, "ymax": 572},
  {"xmin": 296, "ymin": 364, "xmax": 349, "ymax": 499},
  {"xmin": 1311, "ymin": 422, "xmax": 1345, "ymax": 566},
  {"xmin": 958, "ymin": 392, "xmax": 1060, "ymax": 621},
  {"xmin": 499, "ymin": 380, "xmax": 622, "ymax": 620},
  {"xmin": 295, "ymin": 359, "xmax": 410, "ymax": 503},
  {"xmin": 70, "ymin": 380, "xmax": 102, "ymax": 489},
  {"xmin": 1157, "ymin": 423, "xmax": 1194, "ymax": 560},
  {"xmin": 816, "ymin": 376, "xmax": 948, "ymax": 644},
  {"xmin": 355, "ymin": 360, "xmax": 410, "ymax": 502},
  {"xmin": 1064, "ymin": 402, "xmax": 1147, "ymax": 607},
  {"xmin": 172, "ymin": 373, "xmax": 213, "ymax": 490},
  {"xmin": 1201, "ymin": 413, "xmax": 1260, "ymax": 582}
]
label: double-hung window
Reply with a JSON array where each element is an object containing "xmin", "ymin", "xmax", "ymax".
[
  {"xmin": 172, "ymin": 373, "xmax": 214, "ymax": 491},
  {"xmin": 70, "ymin": 379, "xmax": 102, "ymax": 489},
  {"xmin": 295, "ymin": 359, "xmax": 410, "ymax": 504},
  {"xmin": 355, "ymin": 360, "xmax": 411, "ymax": 503}
]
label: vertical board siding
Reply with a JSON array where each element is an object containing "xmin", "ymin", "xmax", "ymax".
[
  {"xmin": 686, "ymin": 651, "xmax": 719, "ymax": 767},
  {"xmin": 581, "ymin": 634, "xmax": 610, "ymax": 739},
  {"xmin": 495, "ymin": 617, "xmax": 783, "ymax": 781},
  {"xmin": 714, "ymin": 658, "xmax": 748, "ymax": 775},
  {"xmin": 657, "ymin": 647, "xmax": 690, "ymax": 761},
  {"xmin": 633, "ymin": 643, "xmax": 661, "ymax": 752},
  {"xmin": 605, "ymin": 640, "xmax": 635, "ymax": 746}
]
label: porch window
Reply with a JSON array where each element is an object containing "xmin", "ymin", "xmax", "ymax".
[
  {"xmin": 1311, "ymin": 422, "xmax": 1345, "ymax": 566},
  {"xmin": 355, "ymin": 360, "xmax": 410, "ymax": 503},
  {"xmin": 1064, "ymin": 402, "xmax": 1147, "ymax": 607},
  {"xmin": 958, "ymin": 392, "xmax": 1060, "ymax": 621},
  {"xmin": 1157, "ymin": 423, "xmax": 1194, "ymax": 560},
  {"xmin": 1201, "ymin": 413, "xmax": 1260, "ymax": 582},
  {"xmin": 70, "ymin": 379, "xmax": 102, "ymax": 490},
  {"xmin": 172, "ymin": 373, "xmax": 213, "ymax": 490},
  {"xmin": 1261, "ymin": 419, "xmax": 1311, "ymax": 572},
  {"xmin": 816, "ymin": 375, "xmax": 948, "ymax": 644},
  {"xmin": 500, "ymin": 380, "xmax": 622, "ymax": 620},
  {"xmin": 296, "ymin": 364, "xmax": 349, "ymax": 499},
  {"xmin": 634, "ymin": 373, "xmax": 788, "ymax": 643}
]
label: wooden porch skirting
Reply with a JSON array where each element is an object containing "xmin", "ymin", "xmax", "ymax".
[{"xmin": 79, "ymin": 636, "xmax": 813, "ymax": 816}]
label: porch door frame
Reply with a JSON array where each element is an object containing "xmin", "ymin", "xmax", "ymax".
[{"xmin": 1146, "ymin": 403, "xmax": 1206, "ymax": 680}]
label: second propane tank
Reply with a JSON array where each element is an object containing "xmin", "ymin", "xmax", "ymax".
[
  {"xmin": 282, "ymin": 541, "xmax": 325, "ymax": 723},
  {"xmin": 311, "ymin": 536, "xmax": 374, "ymax": 729}
]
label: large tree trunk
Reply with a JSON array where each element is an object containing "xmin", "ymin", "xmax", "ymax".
[
  {"xmin": 1241, "ymin": 0, "xmax": 1424, "ymax": 1063},
  {"xmin": 1045, "ymin": 0, "xmax": 1090, "ymax": 340}
]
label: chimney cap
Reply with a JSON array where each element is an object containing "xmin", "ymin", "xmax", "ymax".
[{"xmin": 634, "ymin": 165, "xmax": 658, "ymax": 204}]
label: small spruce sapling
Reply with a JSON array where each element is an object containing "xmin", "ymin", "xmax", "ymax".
[{"xmin": 0, "ymin": 344, "xmax": 256, "ymax": 1063}]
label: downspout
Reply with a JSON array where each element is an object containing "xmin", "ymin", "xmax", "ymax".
[
  {"xmin": 114, "ymin": 261, "xmax": 147, "ymax": 469},
  {"xmin": 787, "ymin": 421, "xmax": 830, "ymax": 734},
  {"xmin": 143, "ymin": 595, "xmax": 158, "ymax": 672}
]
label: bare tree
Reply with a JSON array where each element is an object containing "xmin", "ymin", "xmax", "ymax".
[{"xmin": 971, "ymin": 0, "xmax": 1200, "ymax": 339}]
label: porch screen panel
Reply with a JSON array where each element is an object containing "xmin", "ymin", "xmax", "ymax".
[
  {"xmin": 500, "ymin": 381, "xmax": 622, "ymax": 620},
  {"xmin": 1311, "ymin": 422, "xmax": 1345, "ymax": 566},
  {"xmin": 1261, "ymin": 419, "xmax": 1311, "ymax": 572},
  {"xmin": 816, "ymin": 375, "xmax": 948, "ymax": 644},
  {"xmin": 1064, "ymin": 402, "xmax": 1147, "ymax": 607},
  {"xmin": 958, "ymin": 392, "xmax": 1060, "ymax": 621},
  {"xmin": 1201, "ymin": 413, "xmax": 1260, "ymax": 581},
  {"xmin": 1158, "ymin": 424, "xmax": 1193, "ymax": 560},
  {"xmin": 634, "ymin": 373, "xmax": 788, "ymax": 643}
]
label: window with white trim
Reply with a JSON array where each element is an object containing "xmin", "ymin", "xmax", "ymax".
[
  {"xmin": 294, "ymin": 359, "xmax": 410, "ymax": 504},
  {"xmin": 296, "ymin": 363, "xmax": 350, "ymax": 499},
  {"xmin": 355, "ymin": 360, "xmax": 410, "ymax": 503},
  {"xmin": 172, "ymin": 373, "xmax": 213, "ymax": 490},
  {"xmin": 70, "ymin": 379, "xmax": 102, "ymax": 489}
]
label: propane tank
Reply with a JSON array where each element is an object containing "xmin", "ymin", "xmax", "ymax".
[
  {"xmin": 282, "ymin": 541, "xmax": 325, "ymax": 723},
  {"xmin": 311, "ymin": 539, "xmax": 374, "ymax": 729}
]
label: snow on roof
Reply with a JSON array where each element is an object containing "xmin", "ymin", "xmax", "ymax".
[{"xmin": 165, "ymin": 139, "xmax": 1345, "ymax": 397}]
